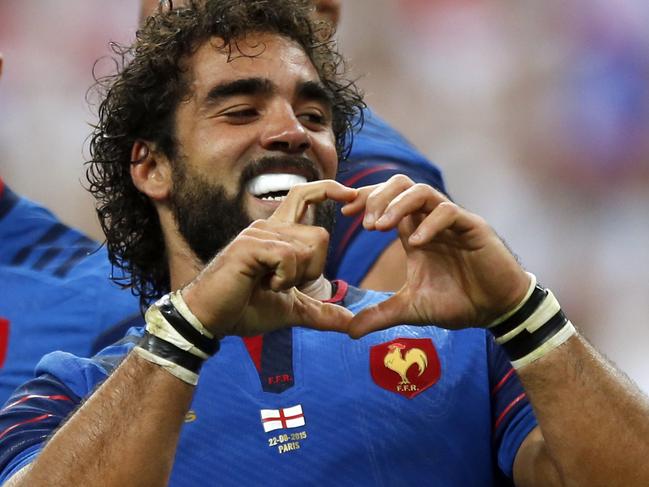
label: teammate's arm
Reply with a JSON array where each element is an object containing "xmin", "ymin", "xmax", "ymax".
[{"xmin": 359, "ymin": 240, "xmax": 407, "ymax": 291}]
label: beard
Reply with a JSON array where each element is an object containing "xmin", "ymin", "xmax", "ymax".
[{"xmin": 169, "ymin": 156, "xmax": 336, "ymax": 265}]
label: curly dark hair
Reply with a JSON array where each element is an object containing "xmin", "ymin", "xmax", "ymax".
[{"xmin": 86, "ymin": 0, "xmax": 365, "ymax": 310}]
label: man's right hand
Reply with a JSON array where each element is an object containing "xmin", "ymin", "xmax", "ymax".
[{"xmin": 181, "ymin": 180, "xmax": 357, "ymax": 337}]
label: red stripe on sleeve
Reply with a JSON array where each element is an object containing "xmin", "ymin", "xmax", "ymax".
[
  {"xmin": 334, "ymin": 214, "xmax": 364, "ymax": 261},
  {"xmin": 491, "ymin": 368, "xmax": 516, "ymax": 396},
  {"xmin": 494, "ymin": 392, "xmax": 527, "ymax": 431},
  {"xmin": 340, "ymin": 164, "xmax": 401, "ymax": 188},
  {"xmin": 0, "ymin": 318, "xmax": 9, "ymax": 369},
  {"xmin": 3, "ymin": 394, "xmax": 73, "ymax": 412},
  {"xmin": 0, "ymin": 414, "xmax": 53, "ymax": 441}
]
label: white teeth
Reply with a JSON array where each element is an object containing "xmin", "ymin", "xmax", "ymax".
[{"xmin": 246, "ymin": 173, "xmax": 307, "ymax": 197}]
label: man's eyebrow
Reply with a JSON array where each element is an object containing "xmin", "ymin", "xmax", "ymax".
[
  {"xmin": 296, "ymin": 81, "xmax": 334, "ymax": 110},
  {"xmin": 204, "ymin": 77, "xmax": 275, "ymax": 104}
]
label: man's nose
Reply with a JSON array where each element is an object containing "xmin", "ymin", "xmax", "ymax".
[{"xmin": 260, "ymin": 105, "xmax": 311, "ymax": 154}]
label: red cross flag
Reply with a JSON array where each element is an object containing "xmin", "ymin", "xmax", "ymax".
[{"xmin": 260, "ymin": 404, "xmax": 305, "ymax": 433}]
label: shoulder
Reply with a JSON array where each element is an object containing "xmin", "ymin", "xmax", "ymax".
[
  {"xmin": 33, "ymin": 327, "xmax": 144, "ymax": 397},
  {"xmin": 340, "ymin": 109, "xmax": 446, "ymax": 193}
]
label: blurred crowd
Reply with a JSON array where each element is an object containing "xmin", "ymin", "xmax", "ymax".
[{"xmin": 1, "ymin": 0, "xmax": 648, "ymax": 388}]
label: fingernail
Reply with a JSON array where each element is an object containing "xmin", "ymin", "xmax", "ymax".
[
  {"xmin": 363, "ymin": 213, "xmax": 375, "ymax": 226},
  {"xmin": 410, "ymin": 233, "xmax": 422, "ymax": 243}
]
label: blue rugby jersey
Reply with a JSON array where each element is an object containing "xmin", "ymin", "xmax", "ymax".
[
  {"xmin": 0, "ymin": 283, "xmax": 536, "ymax": 486},
  {"xmin": 0, "ymin": 179, "xmax": 140, "ymax": 402},
  {"xmin": 327, "ymin": 109, "xmax": 448, "ymax": 285}
]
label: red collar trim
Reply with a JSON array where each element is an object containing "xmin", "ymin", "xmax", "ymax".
[{"xmin": 323, "ymin": 280, "xmax": 348, "ymax": 304}]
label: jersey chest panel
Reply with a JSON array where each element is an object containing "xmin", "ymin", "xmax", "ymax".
[{"xmin": 170, "ymin": 327, "xmax": 497, "ymax": 486}]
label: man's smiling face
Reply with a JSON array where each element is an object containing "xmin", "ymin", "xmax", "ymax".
[{"xmin": 167, "ymin": 33, "xmax": 339, "ymax": 263}]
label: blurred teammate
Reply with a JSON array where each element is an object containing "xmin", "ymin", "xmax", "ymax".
[
  {"xmin": 0, "ymin": 54, "xmax": 139, "ymax": 401},
  {"xmin": 1, "ymin": 3, "xmax": 649, "ymax": 486}
]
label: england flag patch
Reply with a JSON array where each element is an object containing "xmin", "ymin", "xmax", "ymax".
[{"xmin": 260, "ymin": 404, "xmax": 305, "ymax": 433}]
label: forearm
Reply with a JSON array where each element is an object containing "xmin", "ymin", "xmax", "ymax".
[
  {"xmin": 6, "ymin": 353, "xmax": 193, "ymax": 487},
  {"xmin": 517, "ymin": 334, "xmax": 649, "ymax": 486}
]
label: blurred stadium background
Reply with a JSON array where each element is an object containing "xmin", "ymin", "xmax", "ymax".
[{"xmin": 1, "ymin": 0, "xmax": 648, "ymax": 389}]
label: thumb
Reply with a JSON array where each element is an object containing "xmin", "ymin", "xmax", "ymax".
[
  {"xmin": 291, "ymin": 289, "xmax": 353, "ymax": 332},
  {"xmin": 347, "ymin": 293, "xmax": 413, "ymax": 339}
]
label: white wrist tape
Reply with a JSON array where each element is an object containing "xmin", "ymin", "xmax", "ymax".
[
  {"xmin": 169, "ymin": 291, "xmax": 215, "ymax": 339},
  {"xmin": 133, "ymin": 346, "xmax": 200, "ymax": 385},
  {"xmin": 145, "ymin": 303, "xmax": 211, "ymax": 360},
  {"xmin": 511, "ymin": 321, "xmax": 577, "ymax": 370},
  {"xmin": 496, "ymin": 290, "xmax": 561, "ymax": 345}
]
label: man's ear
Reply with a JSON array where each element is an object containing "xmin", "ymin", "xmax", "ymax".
[{"xmin": 130, "ymin": 140, "xmax": 172, "ymax": 201}]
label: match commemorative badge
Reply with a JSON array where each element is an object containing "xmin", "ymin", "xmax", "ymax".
[
  {"xmin": 260, "ymin": 405, "xmax": 308, "ymax": 455},
  {"xmin": 370, "ymin": 338, "xmax": 441, "ymax": 399}
]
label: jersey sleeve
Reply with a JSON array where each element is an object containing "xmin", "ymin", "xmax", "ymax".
[
  {"xmin": 0, "ymin": 331, "xmax": 140, "ymax": 483},
  {"xmin": 0, "ymin": 372, "xmax": 81, "ymax": 483},
  {"xmin": 327, "ymin": 160, "xmax": 447, "ymax": 285},
  {"xmin": 487, "ymin": 334, "xmax": 538, "ymax": 479}
]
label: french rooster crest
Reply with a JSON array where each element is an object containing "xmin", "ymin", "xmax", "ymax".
[{"xmin": 383, "ymin": 342, "xmax": 428, "ymax": 385}]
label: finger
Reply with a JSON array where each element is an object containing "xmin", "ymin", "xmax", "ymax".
[
  {"xmin": 372, "ymin": 184, "xmax": 448, "ymax": 231},
  {"xmin": 270, "ymin": 180, "xmax": 357, "ymax": 224},
  {"xmin": 236, "ymin": 227, "xmax": 309, "ymax": 286},
  {"xmin": 407, "ymin": 202, "xmax": 485, "ymax": 248},
  {"xmin": 340, "ymin": 184, "xmax": 379, "ymax": 216},
  {"xmin": 346, "ymin": 293, "xmax": 416, "ymax": 339},
  {"xmin": 290, "ymin": 289, "xmax": 353, "ymax": 332},
  {"xmin": 249, "ymin": 221, "xmax": 330, "ymax": 282},
  {"xmin": 226, "ymin": 235, "xmax": 300, "ymax": 291},
  {"xmin": 360, "ymin": 175, "xmax": 416, "ymax": 229},
  {"xmin": 253, "ymin": 240, "xmax": 299, "ymax": 291}
]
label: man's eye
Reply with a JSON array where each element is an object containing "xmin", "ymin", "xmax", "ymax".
[
  {"xmin": 298, "ymin": 112, "xmax": 327, "ymax": 126},
  {"xmin": 223, "ymin": 108, "xmax": 259, "ymax": 120}
]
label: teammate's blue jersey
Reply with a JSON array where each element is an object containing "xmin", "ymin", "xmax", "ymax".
[
  {"xmin": 327, "ymin": 109, "xmax": 447, "ymax": 286},
  {"xmin": 0, "ymin": 283, "xmax": 536, "ymax": 486},
  {"xmin": 0, "ymin": 179, "xmax": 140, "ymax": 402}
]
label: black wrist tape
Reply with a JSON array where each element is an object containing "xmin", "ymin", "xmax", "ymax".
[
  {"xmin": 490, "ymin": 284, "xmax": 547, "ymax": 339},
  {"xmin": 158, "ymin": 295, "xmax": 220, "ymax": 356},
  {"xmin": 501, "ymin": 309, "xmax": 568, "ymax": 361},
  {"xmin": 138, "ymin": 332, "xmax": 205, "ymax": 374}
]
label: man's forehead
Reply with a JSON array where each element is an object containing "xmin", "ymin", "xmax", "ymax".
[{"xmin": 187, "ymin": 33, "xmax": 320, "ymax": 93}]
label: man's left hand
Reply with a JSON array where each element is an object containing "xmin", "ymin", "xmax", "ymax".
[{"xmin": 341, "ymin": 175, "xmax": 530, "ymax": 337}]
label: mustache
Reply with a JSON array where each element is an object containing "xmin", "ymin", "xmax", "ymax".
[{"xmin": 239, "ymin": 155, "xmax": 322, "ymax": 188}]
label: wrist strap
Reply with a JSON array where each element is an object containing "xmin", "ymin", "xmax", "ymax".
[
  {"xmin": 136, "ymin": 291, "xmax": 220, "ymax": 384},
  {"xmin": 489, "ymin": 275, "xmax": 576, "ymax": 369},
  {"xmin": 134, "ymin": 333, "xmax": 202, "ymax": 385}
]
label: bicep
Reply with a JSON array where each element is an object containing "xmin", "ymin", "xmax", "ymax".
[
  {"xmin": 359, "ymin": 240, "xmax": 407, "ymax": 291},
  {"xmin": 513, "ymin": 426, "xmax": 562, "ymax": 487},
  {"xmin": 4, "ymin": 464, "xmax": 32, "ymax": 487}
]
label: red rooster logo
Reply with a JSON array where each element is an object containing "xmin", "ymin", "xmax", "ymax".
[{"xmin": 383, "ymin": 342, "xmax": 428, "ymax": 385}]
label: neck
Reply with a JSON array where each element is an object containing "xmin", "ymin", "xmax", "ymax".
[{"xmin": 160, "ymin": 211, "xmax": 204, "ymax": 292}]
